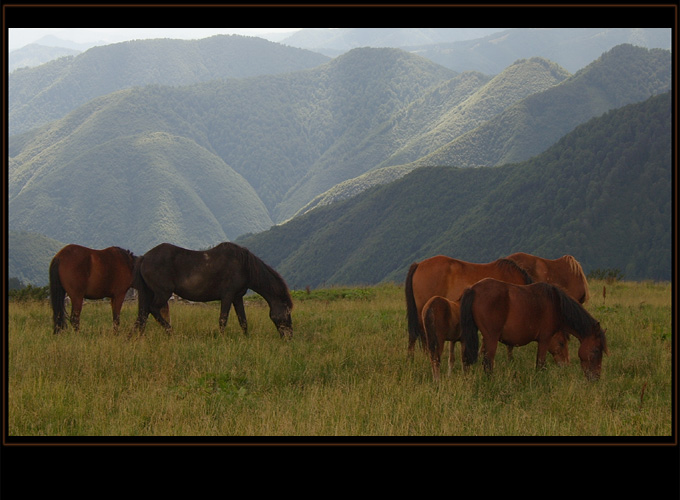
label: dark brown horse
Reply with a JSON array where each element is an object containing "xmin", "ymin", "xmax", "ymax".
[
  {"xmin": 405, "ymin": 255, "xmax": 533, "ymax": 361},
  {"xmin": 505, "ymin": 252, "xmax": 590, "ymax": 304},
  {"xmin": 460, "ymin": 278, "xmax": 608, "ymax": 381},
  {"xmin": 133, "ymin": 242, "xmax": 293, "ymax": 338},
  {"xmin": 49, "ymin": 244, "xmax": 137, "ymax": 334},
  {"xmin": 422, "ymin": 295, "xmax": 569, "ymax": 381}
]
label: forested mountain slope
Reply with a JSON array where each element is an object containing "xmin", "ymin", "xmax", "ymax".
[
  {"xmin": 237, "ymin": 92, "xmax": 672, "ymax": 287},
  {"xmin": 8, "ymin": 231, "xmax": 66, "ymax": 286},
  {"xmin": 413, "ymin": 44, "xmax": 671, "ymax": 169},
  {"xmin": 8, "ymin": 45, "xmax": 670, "ymax": 256},
  {"xmin": 9, "ymin": 48, "xmax": 455, "ymax": 251},
  {"xmin": 9, "ymin": 35, "xmax": 330, "ymax": 135},
  {"xmin": 294, "ymin": 45, "xmax": 671, "ymax": 217},
  {"xmin": 276, "ymin": 56, "xmax": 570, "ymax": 221}
]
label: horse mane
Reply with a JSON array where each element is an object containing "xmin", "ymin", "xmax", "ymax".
[
  {"xmin": 562, "ymin": 255, "xmax": 590, "ymax": 302},
  {"xmin": 495, "ymin": 258, "xmax": 533, "ymax": 284},
  {"xmin": 234, "ymin": 244, "xmax": 292, "ymax": 308},
  {"xmin": 112, "ymin": 247, "xmax": 137, "ymax": 269},
  {"xmin": 542, "ymin": 282, "xmax": 598, "ymax": 339}
]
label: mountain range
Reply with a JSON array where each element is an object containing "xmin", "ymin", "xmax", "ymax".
[
  {"xmin": 10, "ymin": 28, "xmax": 670, "ymax": 136},
  {"xmin": 9, "ymin": 35, "xmax": 330, "ymax": 135},
  {"xmin": 237, "ymin": 91, "xmax": 672, "ymax": 287},
  {"xmin": 7, "ymin": 30, "xmax": 673, "ymax": 286},
  {"xmin": 280, "ymin": 28, "xmax": 671, "ymax": 73}
]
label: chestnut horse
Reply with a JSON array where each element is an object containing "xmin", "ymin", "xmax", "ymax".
[
  {"xmin": 405, "ymin": 255, "xmax": 533, "ymax": 364},
  {"xmin": 421, "ymin": 296, "xmax": 463, "ymax": 381},
  {"xmin": 133, "ymin": 242, "xmax": 293, "ymax": 338},
  {"xmin": 460, "ymin": 278, "xmax": 608, "ymax": 381},
  {"xmin": 505, "ymin": 252, "xmax": 590, "ymax": 304},
  {"xmin": 422, "ymin": 295, "xmax": 570, "ymax": 382},
  {"xmin": 49, "ymin": 244, "xmax": 138, "ymax": 334}
]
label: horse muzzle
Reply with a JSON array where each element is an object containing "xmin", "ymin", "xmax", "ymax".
[{"xmin": 278, "ymin": 326, "xmax": 293, "ymax": 339}]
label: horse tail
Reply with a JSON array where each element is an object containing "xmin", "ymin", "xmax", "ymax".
[
  {"xmin": 423, "ymin": 302, "xmax": 439, "ymax": 357},
  {"xmin": 49, "ymin": 257, "xmax": 67, "ymax": 334},
  {"xmin": 132, "ymin": 255, "xmax": 151, "ymax": 309},
  {"xmin": 460, "ymin": 287, "xmax": 479, "ymax": 366},
  {"xmin": 405, "ymin": 262, "xmax": 423, "ymax": 347}
]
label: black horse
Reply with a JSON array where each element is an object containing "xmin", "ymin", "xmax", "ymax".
[{"xmin": 133, "ymin": 242, "xmax": 293, "ymax": 338}]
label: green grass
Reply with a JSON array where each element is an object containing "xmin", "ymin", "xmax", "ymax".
[{"xmin": 7, "ymin": 280, "xmax": 673, "ymax": 439}]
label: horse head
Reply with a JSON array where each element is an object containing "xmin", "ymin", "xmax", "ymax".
[
  {"xmin": 270, "ymin": 301, "xmax": 293, "ymax": 339},
  {"xmin": 578, "ymin": 324, "xmax": 608, "ymax": 381}
]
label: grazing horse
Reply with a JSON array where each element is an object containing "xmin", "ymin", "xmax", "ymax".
[
  {"xmin": 505, "ymin": 252, "xmax": 590, "ymax": 304},
  {"xmin": 460, "ymin": 278, "xmax": 608, "ymax": 381},
  {"xmin": 421, "ymin": 296, "xmax": 463, "ymax": 381},
  {"xmin": 49, "ymin": 244, "xmax": 137, "ymax": 334},
  {"xmin": 422, "ymin": 295, "xmax": 569, "ymax": 381},
  {"xmin": 405, "ymin": 255, "xmax": 533, "ymax": 362},
  {"xmin": 133, "ymin": 242, "xmax": 293, "ymax": 338}
]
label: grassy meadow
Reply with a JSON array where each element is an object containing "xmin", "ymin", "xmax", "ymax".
[{"xmin": 6, "ymin": 280, "xmax": 673, "ymax": 439}]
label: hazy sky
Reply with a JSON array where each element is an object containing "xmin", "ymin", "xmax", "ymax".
[{"xmin": 9, "ymin": 28, "xmax": 304, "ymax": 50}]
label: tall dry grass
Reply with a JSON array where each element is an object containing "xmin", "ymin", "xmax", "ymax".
[{"xmin": 7, "ymin": 281, "xmax": 673, "ymax": 439}]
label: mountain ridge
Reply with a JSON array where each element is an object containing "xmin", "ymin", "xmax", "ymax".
[
  {"xmin": 9, "ymin": 35, "xmax": 331, "ymax": 136},
  {"xmin": 8, "ymin": 44, "xmax": 672, "ymax": 269},
  {"xmin": 237, "ymin": 92, "xmax": 672, "ymax": 286}
]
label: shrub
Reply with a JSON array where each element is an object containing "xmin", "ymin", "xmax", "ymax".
[
  {"xmin": 9, "ymin": 283, "xmax": 50, "ymax": 302},
  {"xmin": 587, "ymin": 268, "xmax": 624, "ymax": 282}
]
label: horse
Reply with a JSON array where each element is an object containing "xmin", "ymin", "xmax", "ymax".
[
  {"xmin": 460, "ymin": 278, "xmax": 608, "ymax": 381},
  {"xmin": 421, "ymin": 296, "xmax": 463, "ymax": 381},
  {"xmin": 505, "ymin": 252, "xmax": 590, "ymax": 304},
  {"xmin": 422, "ymin": 295, "xmax": 570, "ymax": 382},
  {"xmin": 49, "ymin": 244, "xmax": 138, "ymax": 334},
  {"xmin": 133, "ymin": 242, "xmax": 293, "ymax": 338},
  {"xmin": 405, "ymin": 255, "xmax": 534, "ymax": 363}
]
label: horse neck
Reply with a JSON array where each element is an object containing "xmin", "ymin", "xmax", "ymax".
[
  {"xmin": 245, "ymin": 254, "xmax": 290, "ymax": 307},
  {"xmin": 555, "ymin": 289, "xmax": 597, "ymax": 342},
  {"xmin": 250, "ymin": 278, "xmax": 286, "ymax": 306}
]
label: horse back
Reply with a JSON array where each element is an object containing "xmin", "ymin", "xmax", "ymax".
[
  {"xmin": 53, "ymin": 245, "xmax": 93, "ymax": 296},
  {"xmin": 411, "ymin": 256, "xmax": 459, "ymax": 309},
  {"xmin": 557, "ymin": 255, "xmax": 590, "ymax": 303},
  {"xmin": 54, "ymin": 244, "xmax": 134, "ymax": 299},
  {"xmin": 414, "ymin": 255, "xmax": 528, "ymax": 312},
  {"xmin": 139, "ymin": 242, "xmax": 249, "ymax": 301},
  {"xmin": 473, "ymin": 279, "xmax": 560, "ymax": 344},
  {"xmin": 507, "ymin": 252, "xmax": 588, "ymax": 303}
]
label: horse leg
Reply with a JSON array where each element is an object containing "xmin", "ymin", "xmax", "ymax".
[
  {"xmin": 482, "ymin": 337, "xmax": 498, "ymax": 375},
  {"xmin": 110, "ymin": 294, "xmax": 125, "ymax": 334},
  {"xmin": 133, "ymin": 287, "xmax": 151, "ymax": 336},
  {"xmin": 69, "ymin": 295, "xmax": 83, "ymax": 333},
  {"xmin": 149, "ymin": 299, "xmax": 172, "ymax": 334},
  {"xmin": 133, "ymin": 307, "xmax": 149, "ymax": 336},
  {"xmin": 506, "ymin": 345, "xmax": 514, "ymax": 361},
  {"xmin": 160, "ymin": 302, "xmax": 170, "ymax": 323},
  {"xmin": 144, "ymin": 292, "xmax": 172, "ymax": 334},
  {"xmin": 535, "ymin": 340, "xmax": 549, "ymax": 371},
  {"xmin": 430, "ymin": 338, "xmax": 445, "ymax": 382},
  {"xmin": 407, "ymin": 339, "xmax": 416, "ymax": 361},
  {"xmin": 232, "ymin": 295, "xmax": 248, "ymax": 336},
  {"xmin": 430, "ymin": 354, "xmax": 441, "ymax": 382},
  {"xmin": 219, "ymin": 296, "xmax": 233, "ymax": 334},
  {"xmin": 448, "ymin": 341, "xmax": 455, "ymax": 376}
]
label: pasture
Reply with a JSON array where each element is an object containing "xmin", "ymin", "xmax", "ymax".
[{"xmin": 7, "ymin": 280, "xmax": 673, "ymax": 439}]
